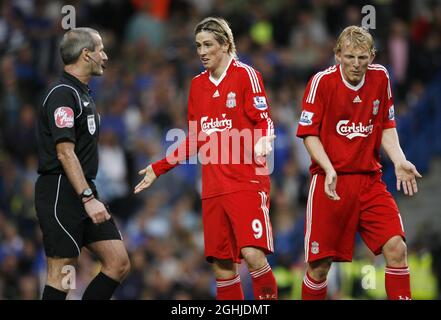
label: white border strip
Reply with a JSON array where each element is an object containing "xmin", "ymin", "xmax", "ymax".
[
  {"xmin": 259, "ymin": 191, "xmax": 273, "ymax": 252},
  {"xmin": 237, "ymin": 62, "xmax": 262, "ymax": 93},
  {"xmin": 216, "ymin": 274, "xmax": 241, "ymax": 287},
  {"xmin": 54, "ymin": 174, "xmax": 80, "ymax": 256},
  {"xmin": 306, "ymin": 66, "xmax": 337, "ymax": 103},
  {"xmin": 304, "ymin": 174, "xmax": 318, "ymax": 262},
  {"xmin": 43, "ymin": 84, "xmax": 83, "ymax": 119}
]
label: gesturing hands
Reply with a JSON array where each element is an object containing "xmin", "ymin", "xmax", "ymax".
[
  {"xmin": 134, "ymin": 164, "xmax": 157, "ymax": 194},
  {"xmin": 395, "ymin": 160, "xmax": 422, "ymax": 196}
]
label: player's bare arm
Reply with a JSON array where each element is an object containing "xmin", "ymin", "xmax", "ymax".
[
  {"xmin": 56, "ymin": 142, "xmax": 110, "ymax": 223},
  {"xmin": 304, "ymin": 136, "xmax": 340, "ymax": 200},
  {"xmin": 134, "ymin": 164, "xmax": 157, "ymax": 194},
  {"xmin": 381, "ymin": 128, "xmax": 422, "ymax": 196}
]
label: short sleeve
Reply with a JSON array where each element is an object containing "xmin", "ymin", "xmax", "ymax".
[
  {"xmin": 44, "ymin": 86, "xmax": 79, "ymax": 144},
  {"xmin": 241, "ymin": 67, "xmax": 274, "ymax": 136},
  {"xmin": 296, "ymin": 74, "xmax": 325, "ymax": 138},
  {"xmin": 381, "ymin": 71, "xmax": 396, "ymax": 129}
]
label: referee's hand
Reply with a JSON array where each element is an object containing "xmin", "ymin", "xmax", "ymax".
[{"xmin": 84, "ymin": 198, "xmax": 111, "ymax": 224}]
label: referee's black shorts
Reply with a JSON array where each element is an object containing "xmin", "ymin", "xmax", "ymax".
[{"xmin": 35, "ymin": 174, "xmax": 122, "ymax": 258}]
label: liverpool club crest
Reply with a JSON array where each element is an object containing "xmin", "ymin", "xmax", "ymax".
[
  {"xmin": 226, "ymin": 92, "xmax": 236, "ymax": 108},
  {"xmin": 372, "ymin": 99, "xmax": 380, "ymax": 115}
]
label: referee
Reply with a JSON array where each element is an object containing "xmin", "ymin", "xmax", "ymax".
[{"xmin": 35, "ymin": 28, "xmax": 130, "ymax": 300}]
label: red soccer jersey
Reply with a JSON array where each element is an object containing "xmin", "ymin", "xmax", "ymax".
[
  {"xmin": 296, "ymin": 64, "xmax": 396, "ymax": 175},
  {"xmin": 152, "ymin": 58, "xmax": 274, "ymax": 198}
]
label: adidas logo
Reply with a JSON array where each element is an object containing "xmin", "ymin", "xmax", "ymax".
[
  {"xmin": 212, "ymin": 90, "xmax": 220, "ymax": 98},
  {"xmin": 353, "ymin": 95, "xmax": 362, "ymax": 103}
]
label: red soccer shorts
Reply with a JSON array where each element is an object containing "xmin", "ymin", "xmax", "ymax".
[
  {"xmin": 304, "ymin": 173, "xmax": 405, "ymax": 262},
  {"xmin": 203, "ymin": 190, "xmax": 274, "ymax": 263}
]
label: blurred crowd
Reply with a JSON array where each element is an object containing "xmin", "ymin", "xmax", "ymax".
[{"xmin": 1, "ymin": 0, "xmax": 441, "ymax": 299}]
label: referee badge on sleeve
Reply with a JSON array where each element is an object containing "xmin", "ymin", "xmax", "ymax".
[{"xmin": 87, "ymin": 115, "xmax": 96, "ymax": 135}]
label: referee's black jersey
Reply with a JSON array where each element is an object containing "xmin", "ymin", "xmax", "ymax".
[{"xmin": 37, "ymin": 71, "xmax": 100, "ymax": 179}]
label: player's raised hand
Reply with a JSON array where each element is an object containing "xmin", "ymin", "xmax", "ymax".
[
  {"xmin": 395, "ymin": 160, "xmax": 422, "ymax": 196},
  {"xmin": 324, "ymin": 168, "xmax": 340, "ymax": 201},
  {"xmin": 134, "ymin": 165, "xmax": 157, "ymax": 194}
]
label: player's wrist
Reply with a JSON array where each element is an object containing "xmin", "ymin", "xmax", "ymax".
[
  {"xmin": 392, "ymin": 158, "xmax": 407, "ymax": 167},
  {"xmin": 323, "ymin": 166, "xmax": 335, "ymax": 175},
  {"xmin": 150, "ymin": 163, "xmax": 159, "ymax": 177}
]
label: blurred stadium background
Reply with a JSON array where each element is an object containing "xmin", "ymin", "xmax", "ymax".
[{"xmin": 0, "ymin": 0, "xmax": 440, "ymax": 300}]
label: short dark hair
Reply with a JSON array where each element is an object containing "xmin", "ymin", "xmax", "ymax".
[{"xmin": 59, "ymin": 27, "xmax": 99, "ymax": 65}]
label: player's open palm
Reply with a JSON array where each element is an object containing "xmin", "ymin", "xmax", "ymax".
[
  {"xmin": 395, "ymin": 160, "xmax": 422, "ymax": 196},
  {"xmin": 134, "ymin": 164, "xmax": 157, "ymax": 194}
]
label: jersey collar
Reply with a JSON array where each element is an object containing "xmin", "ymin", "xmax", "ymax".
[
  {"xmin": 62, "ymin": 71, "xmax": 91, "ymax": 94},
  {"xmin": 339, "ymin": 64, "xmax": 365, "ymax": 91},
  {"xmin": 208, "ymin": 57, "xmax": 234, "ymax": 87}
]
